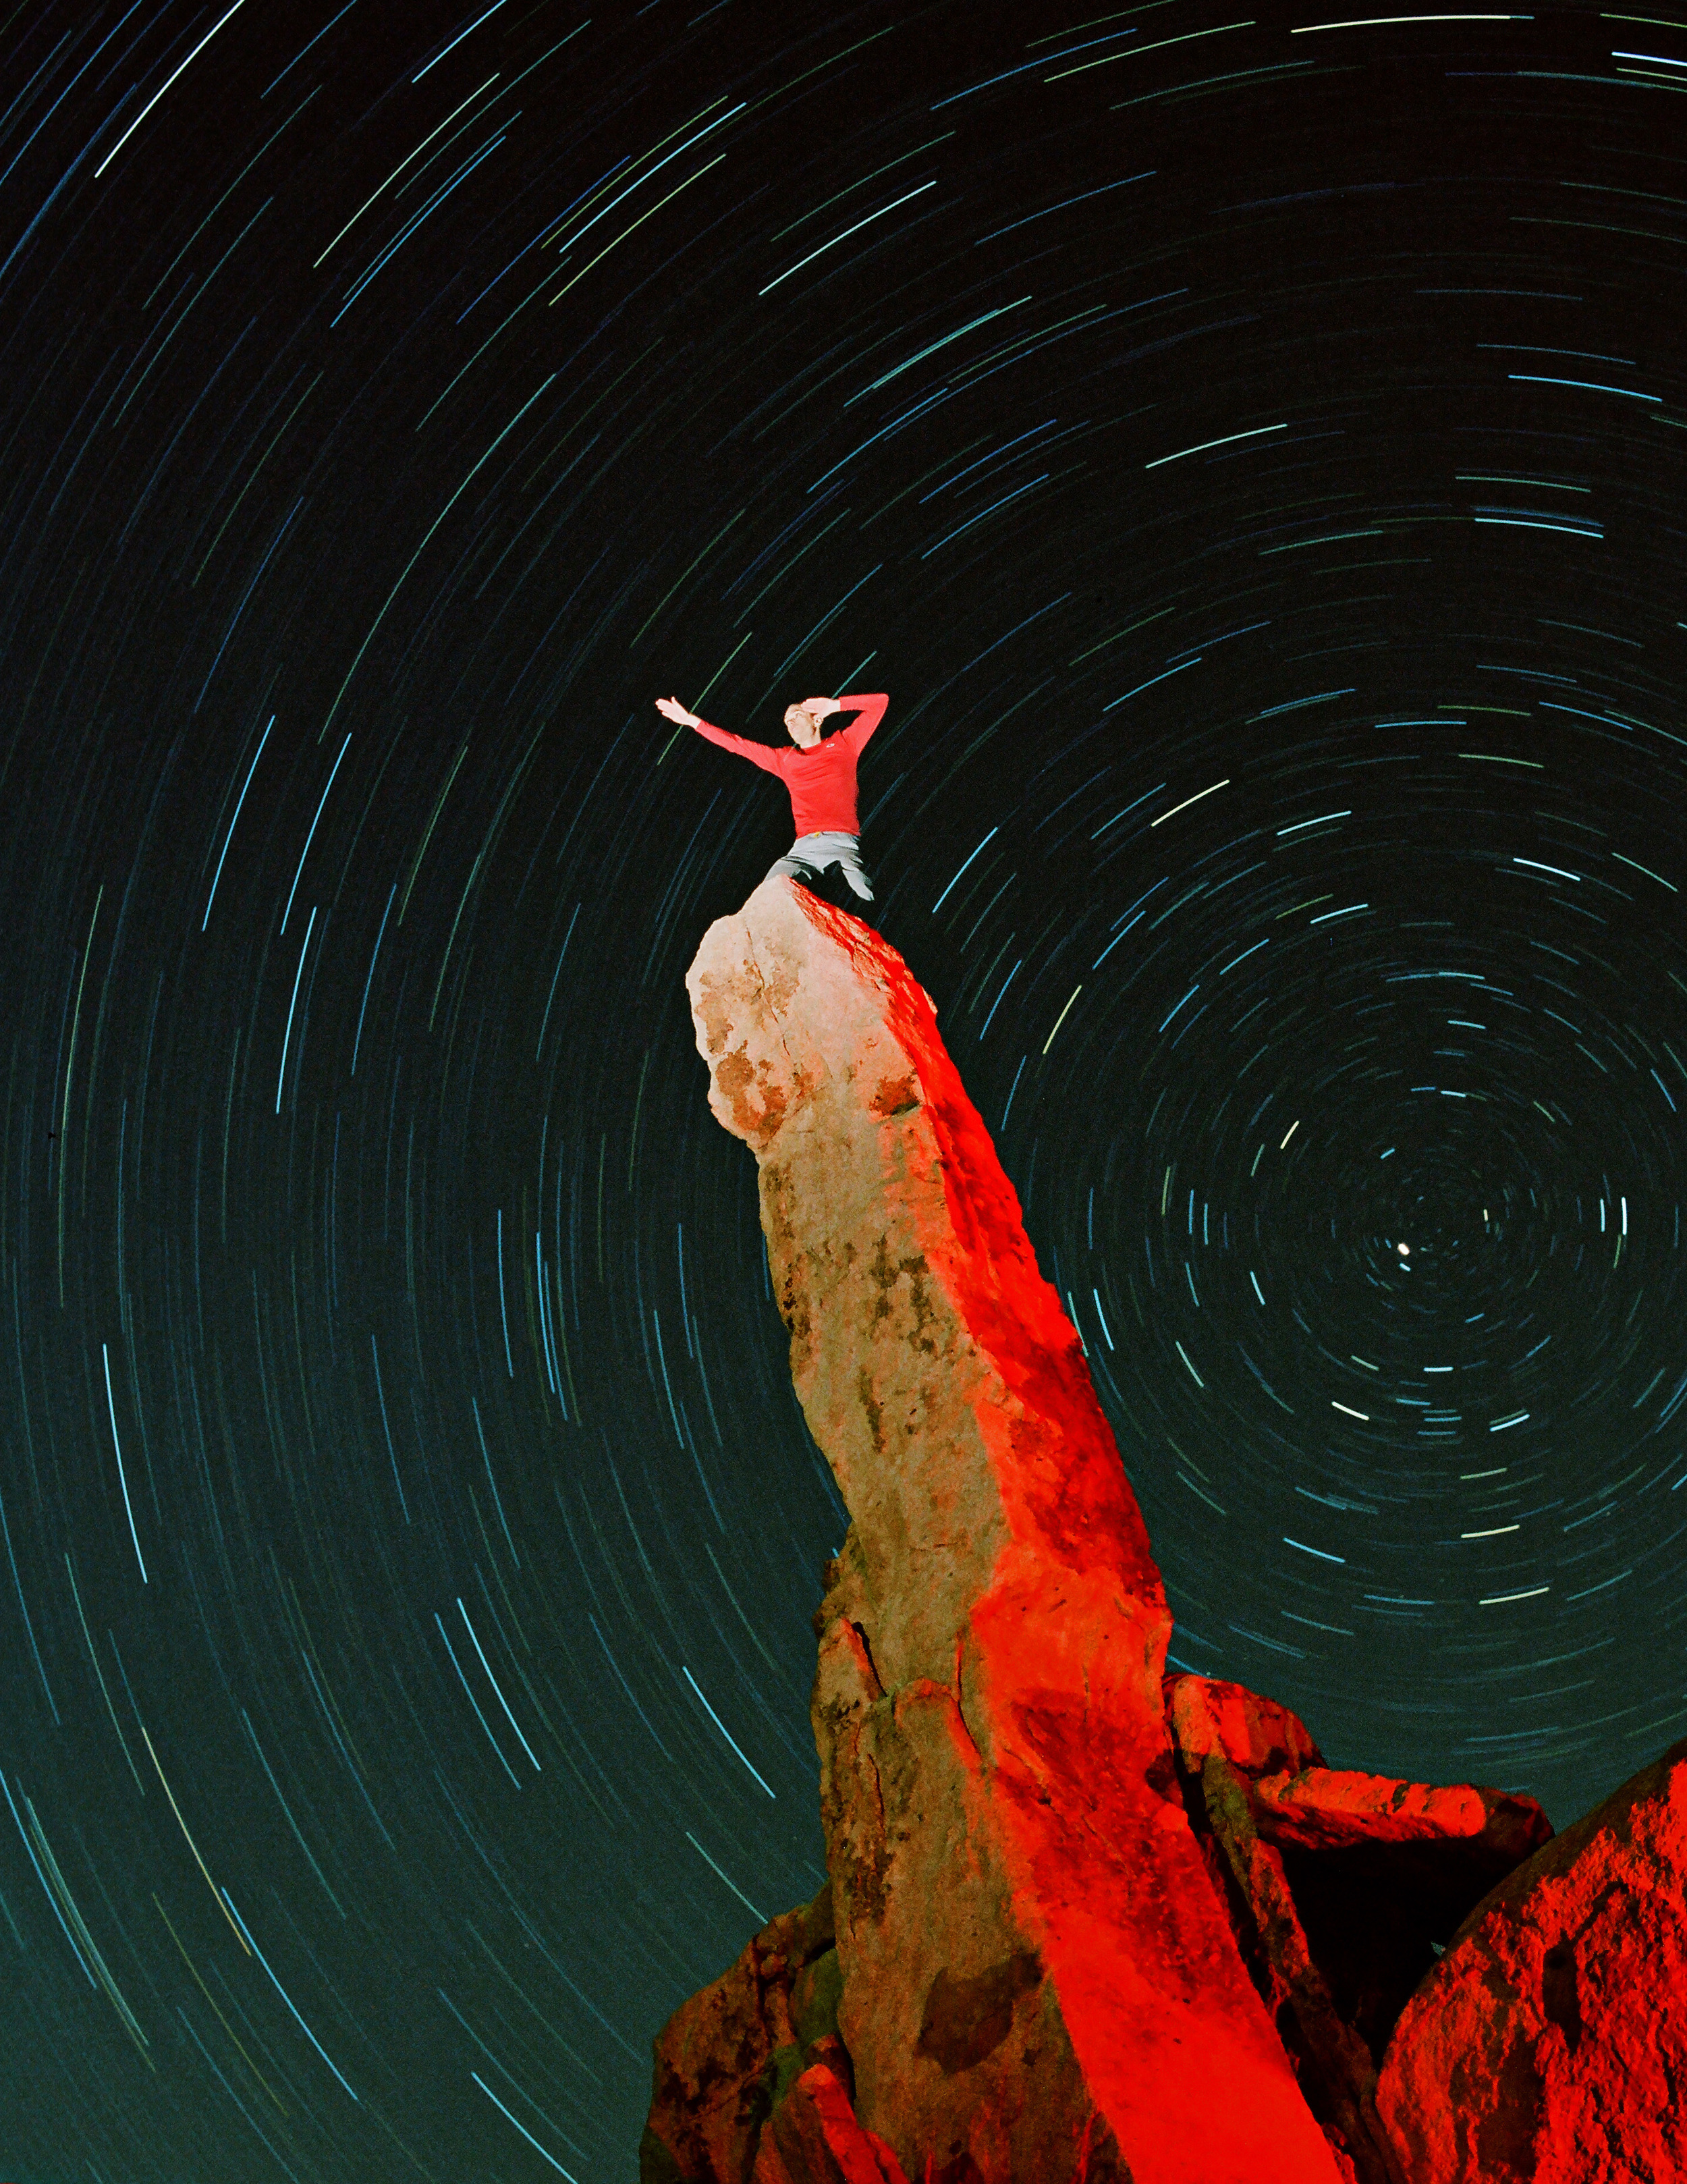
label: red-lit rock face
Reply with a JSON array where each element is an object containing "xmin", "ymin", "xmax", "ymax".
[
  {"xmin": 686, "ymin": 879, "xmax": 1345, "ymax": 2184},
  {"xmin": 1161, "ymin": 1674, "xmax": 1557, "ymax": 2184},
  {"xmin": 1250, "ymin": 1768, "xmax": 1553, "ymax": 1863},
  {"xmin": 1165, "ymin": 1672, "xmax": 1328, "ymax": 1782},
  {"xmin": 1375, "ymin": 1738, "xmax": 1687, "ymax": 2183},
  {"xmin": 750, "ymin": 2060, "xmax": 910, "ymax": 2184}
]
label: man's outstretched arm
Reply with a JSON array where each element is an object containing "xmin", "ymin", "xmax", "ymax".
[
  {"xmin": 835, "ymin": 692, "xmax": 889, "ymax": 753},
  {"xmin": 655, "ymin": 695, "xmax": 784, "ymax": 773}
]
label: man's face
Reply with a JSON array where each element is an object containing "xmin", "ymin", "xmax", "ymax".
[{"xmin": 784, "ymin": 703, "xmax": 823, "ymax": 748}]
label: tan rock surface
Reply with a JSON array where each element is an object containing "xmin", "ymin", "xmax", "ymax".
[
  {"xmin": 686, "ymin": 879, "xmax": 1344, "ymax": 2184},
  {"xmin": 641, "ymin": 1884, "xmax": 839, "ymax": 2184}
]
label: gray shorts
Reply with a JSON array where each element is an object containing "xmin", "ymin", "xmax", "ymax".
[{"xmin": 768, "ymin": 830, "xmax": 875, "ymax": 901}]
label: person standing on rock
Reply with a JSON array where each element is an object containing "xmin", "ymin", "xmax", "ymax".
[{"xmin": 655, "ymin": 690, "xmax": 887, "ymax": 904}]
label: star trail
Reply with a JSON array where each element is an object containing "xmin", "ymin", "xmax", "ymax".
[{"xmin": 2, "ymin": 2, "xmax": 1686, "ymax": 2177}]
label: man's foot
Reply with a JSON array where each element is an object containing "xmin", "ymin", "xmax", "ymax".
[{"xmin": 792, "ymin": 865, "xmax": 874, "ymax": 923}]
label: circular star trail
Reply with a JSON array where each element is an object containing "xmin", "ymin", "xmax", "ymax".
[{"xmin": 2, "ymin": 4, "xmax": 1685, "ymax": 2177}]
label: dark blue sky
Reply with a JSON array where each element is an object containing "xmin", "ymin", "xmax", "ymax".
[{"xmin": 1, "ymin": 3, "xmax": 1684, "ymax": 2177}]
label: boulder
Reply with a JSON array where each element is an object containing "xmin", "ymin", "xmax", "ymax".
[
  {"xmin": 684, "ymin": 879, "xmax": 1344, "ymax": 2184},
  {"xmin": 1164, "ymin": 1674, "xmax": 1553, "ymax": 2184},
  {"xmin": 1164, "ymin": 1673, "xmax": 1327, "ymax": 1783},
  {"xmin": 1250, "ymin": 1769, "xmax": 1551, "ymax": 1865},
  {"xmin": 1375, "ymin": 1737, "xmax": 1687, "ymax": 2183},
  {"xmin": 641, "ymin": 1884, "xmax": 841, "ymax": 2184},
  {"xmin": 751, "ymin": 2062, "xmax": 910, "ymax": 2184}
]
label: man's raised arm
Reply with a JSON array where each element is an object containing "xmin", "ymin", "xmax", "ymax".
[
  {"xmin": 835, "ymin": 692, "xmax": 889, "ymax": 753},
  {"xmin": 655, "ymin": 695, "xmax": 784, "ymax": 773}
]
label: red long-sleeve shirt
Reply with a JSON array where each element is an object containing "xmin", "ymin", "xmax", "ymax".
[{"xmin": 690, "ymin": 693, "xmax": 888, "ymax": 837}]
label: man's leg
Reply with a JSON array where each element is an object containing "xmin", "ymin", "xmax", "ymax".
[
  {"xmin": 767, "ymin": 835, "xmax": 823, "ymax": 882},
  {"xmin": 769, "ymin": 832, "xmax": 875, "ymax": 906},
  {"xmin": 827, "ymin": 836, "xmax": 875, "ymax": 901}
]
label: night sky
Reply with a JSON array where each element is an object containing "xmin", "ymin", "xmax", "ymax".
[{"xmin": 3, "ymin": 2, "xmax": 1686, "ymax": 2177}]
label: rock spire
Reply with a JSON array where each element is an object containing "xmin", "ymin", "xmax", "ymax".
[
  {"xmin": 642, "ymin": 877, "xmax": 1682, "ymax": 2184},
  {"xmin": 680, "ymin": 877, "xmax": 1343, "ymax": 2183}
]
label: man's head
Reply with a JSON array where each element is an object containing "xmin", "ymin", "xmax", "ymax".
[{"xmin": 783, "ymin": 699, "xmax": 825, "ymax": 748}]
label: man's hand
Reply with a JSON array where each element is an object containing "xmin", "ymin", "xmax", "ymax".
[
  {"xmin": 802, "ymin": 696, "xmax": 842, "ymax": 719},
  {"xmin": 655, "ymin": 695, "xmax": 700, "ymax": 727}
]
